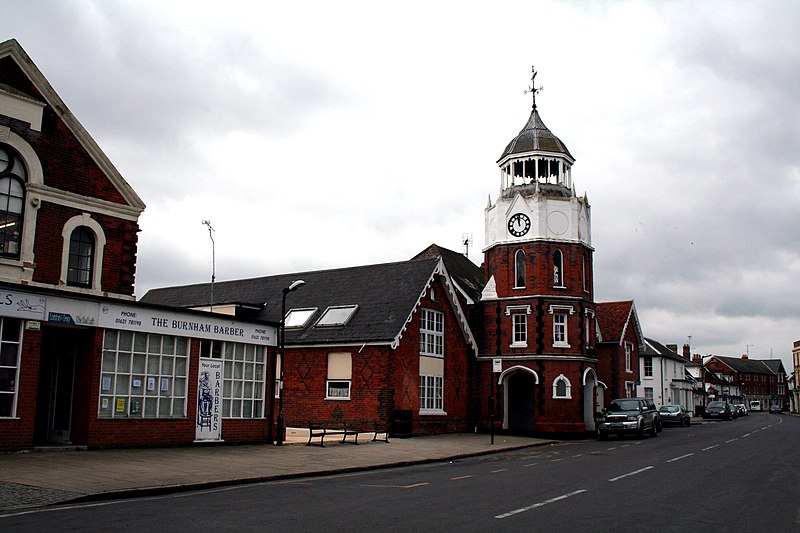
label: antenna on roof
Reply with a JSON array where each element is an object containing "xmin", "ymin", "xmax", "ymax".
[
  {"xmin": 523, "ymin": 65, "xmax": 543, "ymax": 110},
  {"xmin": 462, "ymin": 233, "xmax": 473, "ymax": 257},
  {"xmin": 202, "ymin": 220, "xmax": 216, "ymax": 312}
]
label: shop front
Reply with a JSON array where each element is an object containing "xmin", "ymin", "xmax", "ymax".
[{"xmin": 0, "ymin": 288, "xmax": 277, "ymax": 450}]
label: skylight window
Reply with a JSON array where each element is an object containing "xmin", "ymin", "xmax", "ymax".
[
  {"xmin": 316, "ymin": 305, "xmax": 358, "ymax": 327},
  {"xmin": 284, "ymin": 308, "xmax": 317, "ymax": 328}
]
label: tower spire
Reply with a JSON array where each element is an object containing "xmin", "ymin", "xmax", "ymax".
[{"xmin": 524, "ymin": 65, "xmax": 543, "ymax": 110}]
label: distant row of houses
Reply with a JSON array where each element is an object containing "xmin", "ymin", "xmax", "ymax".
[{"xmin": 637, "ymin": 339, "xmax": 791, "ymax": 414}]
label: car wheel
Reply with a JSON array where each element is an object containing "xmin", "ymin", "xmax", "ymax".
[
  {"xmin": 650, "ymin": 422, "xmax": 658, "ymax": 437},
  {"xmin": 680, "ymin": 418, "xmax": 686, "ymax": 427},
  {"xmin": 686, "ymin": 417, "xmax": 691, "ymax": 426},
  {"xmin": 637, "ymin": 422, "xmax": 644, "ymax": 439}
]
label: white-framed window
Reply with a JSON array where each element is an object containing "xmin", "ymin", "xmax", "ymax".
[
  {"xmin": 512, "ymin": 312, "xmax": 527, "ymax": 347},
  {"xmin": 0, "ymin": 317, "xmax": 22, "ymax": 417},
  {"xmin": 552, "ymin": 374, "xmax": 571, "ymax": 399},
  {"xmin": 514, "ymin": 249, "xmax": 526, "ymax": 288},
  {"xmin": 316, "ymin": 305, "xmax": 358, "ymax": 327},
  {"xmin": 326, "ymin": 352, "xmax": 352, "ymax": 400},
  {"xmin": 0, "ymin": 143, "xmax": 26, "ymax": 259},
  {"xmin": 553, "ymin": 313, "xmax": 568, "ymax": 347},
  {"xmin": 200, "ymin": 340, "xmax": 266, "ymax": 418},
  {"xmin": 99, "ymin": 330, "xmax": 189, "ymax": 418},
  {"xmin": 625, "ymin": 342, "xmax": 633, "ymax": 373},
  {"xmin": 553, "ymin": 249, "xmax": 564, "ymax": 287},
  {"xmin": 420, "ymin": 374, "xmax": 443, "ymax": 412},
  {"xmin": 60, "ymin": 214, "xmax": 107, "ymax": 292},
  {"xmin": 644, "ymin": 357, "xmax": 653, "ymax": 377},
  {"xmin": 644, "ymin": 387, "xmax": 654, "ymax": 400},
  {"xmin": 285, "ymin": 308, "xmax": 317, "ymax": 329},
  {"xmin": 420, "ymin": 309, "xmax": 444, "ymax": 357}
]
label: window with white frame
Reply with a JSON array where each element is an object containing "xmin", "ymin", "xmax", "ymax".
[
  {"xmin": 67, "ymin": 226, "xmax": 95, "ymax": 288},
  {"xmin": 200, "ymin": 340, "xmax": 266, "ymax": 418},
  {"xmin": 100, "ymin": 330, "xmax": 189, "ymax": 418},
  {"xmin": 326, "ymin": 352, "xmax": 352, "ymax": 399},
  {"xmin": 420, "ymin": 309, "xmax": 444, "ymax": 357},
  {"xmin": 420, "ymin": 375, "xmax": 443, "ymax": 411},
  {"xmin": 553, "ymin": 313, "xmax": 568, "ymax": 347},
  {"xmin": 552, "ymin": 374, "xmax": 571, "ymax": 399},
  {"xmin": 512, "ymin": 312, "xmax": 527, "ymax": 347},
  {"xmin": 0, "ymin": 144, "xmax": 25, "ymax": 259},
  {"xmin": 644, "ymin": 387, "xmax": 653, "ymax": 400},
  {"xmin": 316, "ymin": 305, "xmax": 358, "ymax": 327},
  {"xmin": 0, "ymin": 317, "xmax": 22, "ymax": 417},
  {"xmin": 625, "ymin": 342, "xmax": 632, "ymax": 372},
  {"xmin": 644, "ymin": 357, "xmax": 653, "ymax": 377},
  {"xmin": 514, "ymin": 249, "xmax": 526, "ymax": 288},
  {"xmin": 285, "ymin": 308, "xmax": 317, "ymax": 329},
  {"xmin": 553, "ymin": 249, "xmax": 564, "ymax": 287}
]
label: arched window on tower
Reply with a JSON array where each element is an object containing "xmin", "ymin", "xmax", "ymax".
[
  {"xmin": 0, "ymin": 144, "xmax": 26, "ymax": 258},
  {"xmin": 67, "ymin": 226, "xmax": 95, "ymax": 288},
  {"xmin": 552, "ymin": 374, "xmax": 572, "ymax": 399},
  {"xmin": 553, "ymin": 249, "xmax": 564, "ymax": 287},
  {"xmin": 514, "ymin": 249, "xmax": 525, "ymax": 288}
]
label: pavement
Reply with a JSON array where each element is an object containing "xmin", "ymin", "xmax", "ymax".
[{"xmin": 0, "ymin": 430, "xmax": 555, "ymax": 514}]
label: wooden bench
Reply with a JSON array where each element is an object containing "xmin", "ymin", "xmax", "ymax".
[{"xmin": 306, "ymin": 419, "xmax": 390, "ymax": 447}]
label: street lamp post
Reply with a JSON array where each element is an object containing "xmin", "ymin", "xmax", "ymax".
[{"xmin": 275, "ymin": 279, "xmax": 305, "ymax": 446}]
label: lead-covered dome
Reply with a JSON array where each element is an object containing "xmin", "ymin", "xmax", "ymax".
[{"xmin": 498, "ymin": 107, "xmax": 574, "ymax": 164}]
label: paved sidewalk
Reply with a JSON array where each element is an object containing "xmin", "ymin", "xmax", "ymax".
[{"xmin": 0, "ymin": 433, "xmax": 554, "ymax": 513}]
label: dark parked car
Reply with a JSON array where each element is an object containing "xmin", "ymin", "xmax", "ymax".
[
  {"xmin": 597, "ymin": 398, "xmax": 660, "ymax": 440},
  {"xmin": 658, "ymin": 405, "xmax": 691, "ymax": 427},
  {"xmin": 703, "ymin": 400, "xmax": 733, "ymax": 420},
  {"xmin": 769, "ymin": 404, "xmax": 782, "ymax": 414},
  {"xmin": 734, "ymin": 404, "xmax": 748, "ymax": 416}
]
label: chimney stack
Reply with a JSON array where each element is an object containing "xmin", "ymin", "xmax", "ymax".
[
  {"xmin": 682, "ymin": 344, "xmax": 691, "ymax": 359},
  {"xmin": 742, "ymin": 353, "xmax": 748, "ymax": 359},
  {"xmin": 666, "ymin": 344, "xmax": 678, "ymax": 354}
]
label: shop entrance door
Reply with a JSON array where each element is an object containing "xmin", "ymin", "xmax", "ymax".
[{"xmin": 48, "ymin": 349, "xmax": 76, "ymax": 443}]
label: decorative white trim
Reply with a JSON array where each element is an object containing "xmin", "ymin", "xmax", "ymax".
[
  {"xmin": 60, "ymin": 213, "xmax": 106, "ymax": 291},
  {"xmin": 552, "ymin": 373, "xmax": 572, "ymax": 399},
  {"xmin": 497, "ymin": 365, "xmax": 540, "ymax": 386},
  {"xmin": 547, "ymin": 304, "xmax": 575, "ymax": 315},
  {"xmin": 504, "ymin": 304, "xmax": 532, "ymax": 316}
]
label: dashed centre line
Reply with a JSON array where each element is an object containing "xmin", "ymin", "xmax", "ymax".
[
  {"xmin": 609, "ymin": 466, "xmax": 653, "ymax": 482},
  {"xmin": 702, "ymin": 444, "xmax": 719, "ymax": 451},
  {"xmin": 451, "ymin": 475, "xmax": 472, "ymax": 480},
  {"xmin": 491, "ymin": 468, "xmax": 509, "ymax": 473},
  {"xmin": 495, "ymin": 489, "xmax": 587, "ymax": 519},
  {"xmin": 667, "ymin": 453, "xmax": 694, "ymax": 463}
]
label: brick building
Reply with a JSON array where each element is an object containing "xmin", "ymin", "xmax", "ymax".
[
  {"xmin": 145, "ymin": 68, "xmax": 645, "ymax": 438},
  {"xmin": 702, "ymin": 354, "xmax": 788, "ymax": 410},
  {"xmin": 0, "ymin": 39, "xmax": 277, "ymax": 450}
]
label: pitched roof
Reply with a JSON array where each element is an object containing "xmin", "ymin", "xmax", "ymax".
[
  {"xmin": 410, "ymin": 244, "xmax": 485, "ymax": 304},
  {"xmin": 644, "ymin": 338, "xmax": 690, "ymax": 363},
  {"xmin": 0, "ymin": 39, "xmax": 145, "ymax": 213},
  {"xmin": 595, "ymin": 300, "xmax": 644, "ymax": 346},
  {"xmin": 141, "ymin": 258, "xmax": 477, "ymax": 350},
  {"xmin": 711, "ymin": 355, "xmax": 780, "ymax": 375}
]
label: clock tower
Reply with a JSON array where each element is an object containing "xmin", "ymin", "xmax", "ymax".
[{"xmin": 481, "ymin": 68, "xmax": 598, "ymax": 435}]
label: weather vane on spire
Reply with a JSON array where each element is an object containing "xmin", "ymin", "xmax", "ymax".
[{"xmin": 523, "ymin": 65, "xmax": 543, "ymax": 110}]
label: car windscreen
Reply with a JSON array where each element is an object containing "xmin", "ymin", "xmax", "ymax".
[
  {"xmin": 659, "ymin": 406, "xmax": 679, "ymax": 413},
  {"xmin": 708, "ymin": 401, "xmax": 725, "ymax": 408},
  {"xmin": 609, "ymin": 400, "xmax": 640, "ymax": 411}
]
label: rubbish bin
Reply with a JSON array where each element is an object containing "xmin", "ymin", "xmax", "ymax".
[{"xmin": 391, "ymin": 410, "xmax": 413, "ymax": 438}]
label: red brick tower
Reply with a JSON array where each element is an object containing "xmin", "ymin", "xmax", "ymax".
[{"xmin": 480, "ymin": 68, "xmax": 598, "ymax": 434}]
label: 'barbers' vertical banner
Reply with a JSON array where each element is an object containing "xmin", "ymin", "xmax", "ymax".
[{"xmin": 195, "ymin": 358, "xmax": 223, "ymax": 442}]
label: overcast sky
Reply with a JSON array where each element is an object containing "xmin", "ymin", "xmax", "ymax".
[{"xmin": 4, "ymin": 1, "xmax": 799, "ymax": 369}]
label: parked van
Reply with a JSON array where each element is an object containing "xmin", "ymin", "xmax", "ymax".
[{"xmin": 749, "ymin": 400, "xmax": 762, "ymax": 412}]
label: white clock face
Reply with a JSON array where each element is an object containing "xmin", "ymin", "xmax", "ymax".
[{"xmin": 508, "ymin": 213, "xmax": 531, "ymax": 237}]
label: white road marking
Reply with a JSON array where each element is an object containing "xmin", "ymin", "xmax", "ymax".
[
  {"xmin": 523, "ymin": 463, "xmax": 538, "ymax": 467},
  {"xmin": 725, "ymin": 438, "xmax": 738, "ymax": 443},
  {"xmin": 451, "ymin": 475, "xmax": 472, "ymax": 480},
  {"xmin": 491, "ymin": 468, "xmax": 508, "ymax": 473},
  {"xmin": 667, "ymin": 453, "xmax": 694, "ymax": 463},
  {"xmin": 609, "ymin": 466, "xmax": 654, "ymax": 482},
  {"xmin": 702, "ymin": 444, "xmax": 719, "ymax": 451},
  {"xmin": 495, "ymin": 489, "xmax": 587, "ymax": 519}
]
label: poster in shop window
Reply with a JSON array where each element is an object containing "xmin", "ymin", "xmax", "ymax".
[{"xmin": 195, "ymin": 358, "xmax": 223, "ymax": 442}]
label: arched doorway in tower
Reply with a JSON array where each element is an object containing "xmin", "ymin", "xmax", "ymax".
[
  {"xmin": 499, "ymin": 366, "xmax": 539, "ymax": 434},
  {"xmin": 582, "ymin": 368, "xmax": 599, "ymax": 432}
]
